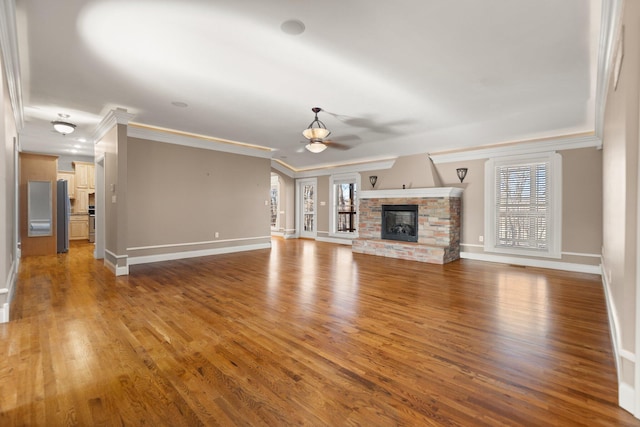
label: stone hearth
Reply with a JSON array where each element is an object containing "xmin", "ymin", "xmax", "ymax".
[{"xmin": 352, "ymin": 188, "xmax": 463, "ymax": 264}]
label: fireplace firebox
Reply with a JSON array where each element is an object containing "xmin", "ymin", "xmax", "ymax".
[{"xmin": 381, "ymin": 205, "xmax": 418, "ymax": 242}]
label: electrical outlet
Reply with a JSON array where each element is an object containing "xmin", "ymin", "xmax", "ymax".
[
  {"xmin": 215, "ymin": 232, "xmax": 219, "ymax": 238},
  {"xmin": 479, "ymin": 235, "xmax": 484, "ymax": 243}
]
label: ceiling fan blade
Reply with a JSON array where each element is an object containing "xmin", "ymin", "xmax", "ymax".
[
  {"xmin": 324, "ymin": 140, "xmax": 351, "ymax": 150},
  {"xmin": 329, "ymin": 133, "xmax": 361, "ymax": 142}
]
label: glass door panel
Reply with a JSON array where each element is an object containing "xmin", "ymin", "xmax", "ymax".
[{"xmin": 298, "ymin": 179, "xmax": 317, "ymax": 238}]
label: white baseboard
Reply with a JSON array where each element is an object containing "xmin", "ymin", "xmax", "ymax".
[
  {"xmin": 104, "ymin": 250, "xmax": 129, "ymax": 276},
  {"xmin": 460, "ymin": 251, "xmax": 601, "ymax": 274},
  {"xmin": 105, "ymin": 262, "xmax": 129, "ymax": 276},
  {"xmin": 316, "ymin": 236, "xmax": 353, "ymax": 245},
  {"xmin": 116, "ymin": 265, "xmax": 129, "ymax": 276},
  {"xmin": 601, "ymin": 261, "xmax": 623, "ymax": 372},
  {"xmin": 272, "ymin": 229, "xmax": 297, "ymax": 239},
  {"xmin": 601, "ymin": 259, "xmax": 638, "ymax": 416},
  {"xmin": 0, "ymin": 257, "xmax": 20, "ymax": 323},
  {"xmin": 0, "ymin": 303, "xmax": 8, "ymax": 323},
  {"xmin": 620, "ymin": 383, "xmax": 635, "ymax": 415},
  {"xmin": 128, "ymin": 242, "xmax": 272, "ymax": 266}
]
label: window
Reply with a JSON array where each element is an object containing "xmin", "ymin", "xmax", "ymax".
[
  {"xmin": 330, "ymin": 173, "xmax": 360, "ymax": 238},
  {"xmin": 485, "ymin": 152, "xmax": 561, "ymax": 258}
]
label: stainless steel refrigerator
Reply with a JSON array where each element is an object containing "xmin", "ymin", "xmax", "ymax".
[{"xmin": 56, "ymin": 179, "xmax": 70, "ymax": 253}]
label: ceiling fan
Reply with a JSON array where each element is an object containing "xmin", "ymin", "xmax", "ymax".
[{"xmin": 301, "ymin": 107, "xmax": 354, "ymax": 153}]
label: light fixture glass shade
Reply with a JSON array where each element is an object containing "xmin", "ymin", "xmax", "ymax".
[
  {"xmin": 456, "ymin": 167, "xmax": 468, "ymax": 183},
  {"xmin": 302, "ymin": 127, "xmax": 330, "ymax": 140},
  {"xmin": 305, "ymin": 142, "xmax": 327, "ymax": 153},
  {"xmin": 52, "ymin": 121, "xmax": 76, "ymax": 135}
]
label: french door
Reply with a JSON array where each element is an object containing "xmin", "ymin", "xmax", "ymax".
[{"xmin": 297, "ymin": 178, "xmax": 317, "ymax": 239}]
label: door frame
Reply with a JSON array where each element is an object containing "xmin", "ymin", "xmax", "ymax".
[{"xmin": 94, "ymin": 155, "xmax": 105, "ymax": 260}]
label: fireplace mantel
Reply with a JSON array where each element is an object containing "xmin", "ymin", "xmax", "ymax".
[{"xmin": 359, "ymin": 187, "xmax": 463, "ymax": 199}]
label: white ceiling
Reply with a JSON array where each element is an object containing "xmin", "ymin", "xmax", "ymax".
[{"xmin": 13, "ymin": 0, "xmax": 603, "ymax": 170}]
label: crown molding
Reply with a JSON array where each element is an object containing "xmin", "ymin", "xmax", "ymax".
[
  {"xmin": 594, "ymin": 0, "xmax": 624, "ymax": 138},
  {"xmin": 272, "ymin": 158, "xmax": 397, "ymax": 179},
  {"xmin": 294, "ymin": 159, "xmax": 397, "ymax": 178},
  {"xmin": 0, "ymin": 0, "xmax": 24, "ymax": 130},
  {"xmin": 429, "ymin": 134, "xmax": 602, "ymax": 164},
  {"xmin": 270, "ymin": 160, "xmax": 295, "ymax": 178},
  {"xmin": 127, "ymin": 123, "xmax": 273, "ymax": 159},
  {"xmin": 92, "ymin": 108, "xmax": 136, "ymax": 143}
]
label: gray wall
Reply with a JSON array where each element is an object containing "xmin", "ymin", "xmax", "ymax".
[
  {"xmin": 126, "ymin": 137, "xmax": 271, "ymax": 258},
  {"xmin": 57, "ymin": 155, "xmax": 94, "ymax": 171}
]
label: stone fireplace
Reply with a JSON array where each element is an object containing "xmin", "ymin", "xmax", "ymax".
[{"xmin": 352, "ymin": 187, "xmax": 463, "ymax": 264}]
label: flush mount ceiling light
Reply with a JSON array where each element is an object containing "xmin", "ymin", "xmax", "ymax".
[
  {"xmin": 52, "ymin": 114, "xmax": 76, "ymax": 135},
  {"xmin": 303, "ymin": 107, "xmax": 330, "ymax": 141}
]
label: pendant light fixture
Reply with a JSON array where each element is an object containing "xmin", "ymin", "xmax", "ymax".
[{"xmin": 303, "ymin": 107, "xmax": 330, "ymax": 153}]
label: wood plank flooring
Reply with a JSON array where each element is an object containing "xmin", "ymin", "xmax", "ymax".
[{"xmin": 1, "ymin": 238, "xmax": 638, "ymax": 426}]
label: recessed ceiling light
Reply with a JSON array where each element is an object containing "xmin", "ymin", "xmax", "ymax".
[
  {"xmin": 171, "ymin": 101, "xmax": 189, "ymax": 108},
  {"xmin": 70, "ymin": 149, "xmax": 78, "ymax": 153},
  {"xmin": 77, "ymin": 138, "xmax": 87, "ymax": 143},
  {"xmin": 280, "ymin": 19, "xmax": 305, "ymax": 36},
  {"xmin": 73, "ymin": 144, "xmax": 82, "ymax": 148}
]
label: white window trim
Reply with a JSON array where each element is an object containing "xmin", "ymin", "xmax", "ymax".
[
  {"xmin": 484, "ymin": 152, "xmax": 562, "ymax": 259},
  {"xmin": 329, "ymin": 172, "xmax": 361, "ymax": 239}
]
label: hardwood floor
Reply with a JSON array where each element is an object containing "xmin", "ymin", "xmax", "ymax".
[{"xmin": 1, "ymin": 238, "xmax": 638, "ymax": 426}]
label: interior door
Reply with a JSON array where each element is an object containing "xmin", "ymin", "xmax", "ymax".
[{"xmin": 297, "ymin": 178, "xmax": 317, "ymax": 239}]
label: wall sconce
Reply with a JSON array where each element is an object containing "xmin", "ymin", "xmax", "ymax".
[
  {"xmin": 456, "ymin": 168, "xmax": 468, "ymax": 183},
  {"xmin": 369, "ymin": 175, "xmax": 378, "ymax": 188}
]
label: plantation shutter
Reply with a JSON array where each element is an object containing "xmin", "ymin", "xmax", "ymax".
[{"xmin": 495, "ymin": 161, "xmax": 549, "ymax": 251}]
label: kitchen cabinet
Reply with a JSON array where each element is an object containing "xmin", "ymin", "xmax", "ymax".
[
  {"xmin": 71, "ymin": 162, "xmax": 95, "ymax": 213},
  {"xmin": 69, "ymin": 214, "xmax": 89, "ymax": 240},
  {"xmin": 57, "ymin": 171, "xmax": 75, "ymax": 199},
  {"xmin": 88, "ymin": 165, "xmax": 95, "ymax": 190},
  {"xmin": 73, "ymin": 162, "xmax": 91, "ymax": 189},
  {"xmin": 75, "ymin": 188, "xmax": 89, "ymax": 213}
]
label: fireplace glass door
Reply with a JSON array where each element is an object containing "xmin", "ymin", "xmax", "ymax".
[{"xmin": 381, "ymin": 204, "xmax": 418, "ymax": 242}]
